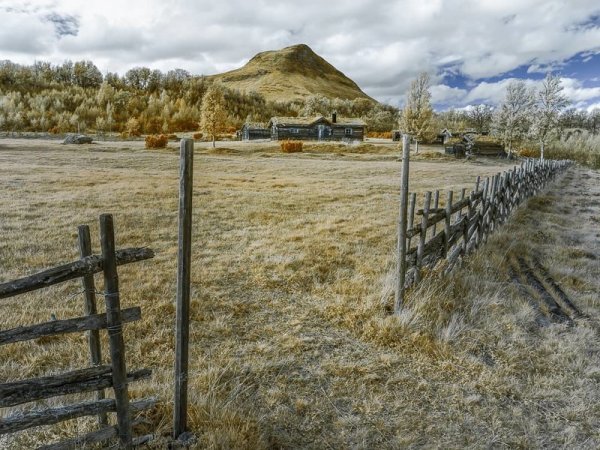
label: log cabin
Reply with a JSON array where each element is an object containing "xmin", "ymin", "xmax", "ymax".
[{"xmin": 268, "ymin": 113, "xmax": 366, "ymax": 141}]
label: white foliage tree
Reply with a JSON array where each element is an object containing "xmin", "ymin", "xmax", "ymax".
[
  {"xmin": 529, "ymin": 73, "xmax": 569, "ymax": 160},
  {"xmin": 492, "ymin": 80, "xmax": 536, "ymax": 157},
  {"xmin": 399, "ymin": 72, "xmax": 433, "ymax": 153}
]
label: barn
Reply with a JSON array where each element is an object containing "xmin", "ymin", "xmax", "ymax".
[
  {"xmin": 268, "ymin": 113, "xmax": 366, "ymax": 141},
  {"xmin": 240, "ymin": 123, "xmax": 271, "ymax": 141}
]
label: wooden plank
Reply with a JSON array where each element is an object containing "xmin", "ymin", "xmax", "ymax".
[
  {"xmin": 38, "ymin": 425, "xmax": 117, "ymax": 450},
  {"xmin": 0, "ymin": 397, "xmax": 156, "ymax": 435},
  {"xmin": 77, "ymin": 225, "xmax": 106, "ymax": 425},
  {"xmin": 0, "ymin": 248, "xmax": 154, "ymax": 299},
  {"xmin": 415, "ymin": 191, "xmax": 431, "ymax": 283},
  {"xmin": 444, "ymin": 190, "xmax": 453, "ymax": 257},
  {"xmin": 395, "ymin": 134, "xmax": 410, "ymax": 313},
  {"xmin": 174, "ymin": 138, "xmax": 194, "ymax": 438},
  {"xmin": 37, "ymin": 419, "xmax": 147, "ymax": 450},
  {"xmin": 0, "ymin": 367, "xmax": 151, "ymax": 408},
  {"xmin": 99, "ymin": 214, "xmax": 132, "ymax": 448},
  {"xmin": 407, "ymin": 192, "xmax": 417, "ymax": 249},
  {"xmin": 0, "ymin": 307, "xmax": 141, "ymax": 345},
  {"xmin": 432, "ymin": 190, "xmax": 440, "ymax": 235}
]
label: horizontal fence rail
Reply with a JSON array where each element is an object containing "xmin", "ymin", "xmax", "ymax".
[
  {"xmin": 396, "ymin": 158, "xmax": 572, "ymax": 310},
  {"xmin": 0, "ymin": 247, "xmax": 154, "ymax": 299}
]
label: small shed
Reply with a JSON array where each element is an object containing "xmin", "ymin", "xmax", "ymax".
[
  {"xmin": 240, "ymin": 123, "xmax": 270, "ymax": 141},
  {"xmin": 437, "ymin": 129, "xmax": 452, "ymax": 144},
  {"xmin": 268, "ymin": 114, "xmax": 366, "ymax": 141}
]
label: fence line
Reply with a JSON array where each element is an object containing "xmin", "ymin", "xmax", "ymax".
[
  {"xmin": 0, "ymin": 216, "xmax": 156, "ymax": 449},
  {"xmin": 395, "ymin": 135, "xmax": 572, "ymax": 312}
]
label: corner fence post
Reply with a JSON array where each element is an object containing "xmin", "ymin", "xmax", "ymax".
[
  {"xmin": 174, "ymin": 138, "xmax": 194, "ymax": 438},
  {"xmin": 395, "ymin": 134, "xmax": 410, "ymax": 313},
  {"xmin": 99, "ymin": 214, "xmax": 132, "ymax": 448},
  {"xmin": 78, "ymin": 225, "xmax": 107, "ymax": 426}
]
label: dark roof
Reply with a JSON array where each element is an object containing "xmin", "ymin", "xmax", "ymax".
[{"xmin": 269, "ymin": 116, "xmax": 366, "ymax": 127}]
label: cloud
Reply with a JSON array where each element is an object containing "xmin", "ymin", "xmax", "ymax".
[
  {"xmin": 0, "ymin": 0, "xmax": 599, "ymax": 108},
  {"xmin": 44, "ymin": 13, "xmax": 79, "ymax": 37}
]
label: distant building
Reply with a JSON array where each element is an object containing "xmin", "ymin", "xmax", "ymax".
[
  {"xmin": 240, "ymin": 123, "xmax": 270, "ymax": 141},
  {"xmin": 268, "ymin": 113, "xmax": 366, "ymax": 141}
]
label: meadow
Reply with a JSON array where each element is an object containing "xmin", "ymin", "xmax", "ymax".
[{"xmin": 0, "ymin": 138, "xmax": 599, "ymax": 448}]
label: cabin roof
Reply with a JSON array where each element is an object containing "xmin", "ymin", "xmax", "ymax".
[{"xmin": 269, "ymin": 116, "xmax": 366, "ymax": 127}]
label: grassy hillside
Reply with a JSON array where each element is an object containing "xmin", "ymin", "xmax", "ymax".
[
  {"xmin": 208, "ymin": 44, "xmax": 375, "ymax": 103},
  {"xmin": 0, "ymin": 140, "xmax": 598, "ymax": 448}
]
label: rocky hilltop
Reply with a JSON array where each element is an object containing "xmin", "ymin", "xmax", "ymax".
[{"xmin": 208, "ymin": 44, "xmax": 375, "ymax": 103}]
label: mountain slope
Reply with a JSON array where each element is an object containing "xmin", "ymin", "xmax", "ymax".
[{"xmin": 208, "ymin": 44, "xmax": 375, "ymax": 103}]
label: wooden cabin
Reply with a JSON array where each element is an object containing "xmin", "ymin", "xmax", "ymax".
[
  {"xmin": 268, "ymin": 114, "xmax": 366, "ymax": 141},
  {"xmin": 240, "ymin": 123, "xmax": 270, "ymax": 141}
]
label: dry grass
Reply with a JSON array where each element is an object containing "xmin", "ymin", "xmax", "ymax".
[{"xmin": 0, "ymin": 138, "xmax": 598, "ymax": 448}]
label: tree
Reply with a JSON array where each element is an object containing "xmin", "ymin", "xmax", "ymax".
[
  {"xmin": 529, "ymin": 73, "xmax": 569, "ymax": 160},
  {"xmin": 200, "ymin": 84, "xmax": 227, "ymax": 147},
  {"xmin": 466, "ymin": 104, "xmax": 493, "ymax": 134},
  {"xmin": 492, "ymin": 80, "xmax": 535, "ymax": 157},
  {"xmin": 399, "ymin": 72, "xmax": 433, "ymax": 153}
]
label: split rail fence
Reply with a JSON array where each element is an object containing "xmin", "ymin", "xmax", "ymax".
[
  {"xmin": 395, "ymin": 134, "xmax": 572, "ymax": 312},
  {"xmin": 0, "ymin": 214, "xmax": 156, "ymax": 449}
]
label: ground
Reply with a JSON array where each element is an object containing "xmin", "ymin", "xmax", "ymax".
[{"xmin": 0, "ymin": 138, "xmax": 598, "ymax": 448}]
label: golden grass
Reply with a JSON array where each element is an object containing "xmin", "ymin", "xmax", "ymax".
[{"xmin": 0, "ymin": 138, "xmax": 598, "ymax": 448}]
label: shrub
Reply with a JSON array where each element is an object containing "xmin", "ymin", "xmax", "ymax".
[
  {"xmin": 193, "ymin": 132, "xmax": 203, "ymax": 140},
  {"xmin": 518, "ymin": 146, "xmax": 540, "ymax": 158},
  {"xmin": 280, "ymin": 140, "xmax": 303, "ymax": 153},
  {"xmin": 145, "ymin": 134, "xmax": 169, "ymax": 149},
  {"xmin": 367, "ymin": 131, "xmax": 392, "ymax": 139},
  {"xmin": 167, "ymin": 134, "xmax": 178, "ymax": 141}
]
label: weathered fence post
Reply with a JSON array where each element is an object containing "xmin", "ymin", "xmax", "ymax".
[
  {"xmin": 99, "ymin": 214, "xmax": 132, "ymax": 448},
  {"xmin": 415, "ymin": 191, "xmax": 431, "ymax": 283},
  {"xmin": 444, "ymin": 190, "xmax": 453, "ymax": 257},
  {"xmin": 174, "ymin": 138, "xmax": 194, "ymax": 438},
  {"xmin": 394, "ymin": 134, "xmax": 410, "ymax": 313},
  {"xmin": 78, "ymin": 225, "xmax": 107, "ymax": 426}
]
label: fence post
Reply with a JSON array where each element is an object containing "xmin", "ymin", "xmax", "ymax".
[
  {"xmin": 99, "ymin": 214, "xmax": 132, "ymax": 448},
  {"xmin": 78, "ymin": 225, "xmax": 107, "ymax": 426},
  {"xmin": 444, "ymin": 190, "xmax": 453, "ymax": 257},
  {"xmin": 174, "ymin": 138, "xmax": 194, "ymax": 438},
  {"xmin": 415, "ymin": 191, "xmax": 431, "ymax": 283},
  {"xmin": 394, "ymin": 134, "xmax": 410, "ymax": 313},
  {"xmin": 432, "ymin": 190, "xmax": 440, "ymax": 235}
]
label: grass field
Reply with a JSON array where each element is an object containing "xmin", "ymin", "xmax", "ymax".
[{"xmin": 1, "ymin": 138, "xmax": 599, "ymax": 448}]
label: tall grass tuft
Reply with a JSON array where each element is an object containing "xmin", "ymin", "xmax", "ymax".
[{"xmin": 547, "ymin": 133, "xmax": 600, "ymax": 169}]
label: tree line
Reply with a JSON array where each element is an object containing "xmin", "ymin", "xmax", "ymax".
[
  {"xmin": 0, "ymin": 59, "xmax": 398, "ymax": 136},
  {"xmin": 399, "ymin": 72, "xmax": 600, "ymax": 162}
]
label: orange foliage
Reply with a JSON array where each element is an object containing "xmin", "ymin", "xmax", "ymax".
[
  {"xmin": 193, "ymin": 132, "xmax": 203, "ymax": 140},
  {"xmin": 280, "ymin": 140, "xmax": 303, "ymax": 153},
  {"xmin": 367, "ymin": 131, "xmax": 392, "ymax": 139},
  {"xmin": 145, "ymin": 134, "xmax": 169, "ymax": 149}
]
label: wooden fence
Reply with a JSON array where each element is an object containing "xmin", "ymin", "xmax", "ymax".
[
  {"xmin": 395, "ymin": 138, "xmax": 572, "ymax": 312},
  {"xmin": 0, "ymin": 214, "xmax": 156, "ymax": 449}
]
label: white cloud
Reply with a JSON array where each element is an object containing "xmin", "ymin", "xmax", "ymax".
[{"xmin": 0, "ymin": 0, "xmax": 599, "ymax": 107}]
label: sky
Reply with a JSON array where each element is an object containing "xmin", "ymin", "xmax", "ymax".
[{"xmin": 1, "ymin": 0, "xmax": 600, "ymax": 111}]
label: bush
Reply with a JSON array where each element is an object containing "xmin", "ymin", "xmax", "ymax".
[
  {"xmin": 145, "ymin": 134, "xmax": 169, "ymax": 149},
  {"xmin": 167, "ymin": 134, "xmax": 179, "ymax": 141},
  {"xmin": 280, "ymin": 140, "xmax": 303, "ymax": 153},
  {"xmin": 518, "ymin": 146, "xmax": 540, "ymax": 158},
  {"xmin": 367, "ymin": 131, "xmax": 392, "ymax": 139},
  {"xmin": 193, "ymin": 132, "xmax": 203, "ymax": 140}
]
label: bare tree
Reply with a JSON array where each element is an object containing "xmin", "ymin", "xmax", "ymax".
[
  {"xmin": 399, "ymin": 73, "xmax": 433, "ymax": 153},
  {"xmin": 492, "ymin": 80, "xmax": 535, "ymax": 157},
  {"xmin": 200, "ymin": 84, "xmax": 227, "ymax": 148},
  {"xmin": 466, "ymin": 104, "xmax": 493, "ymax": 134},
  {"xmin": 530, "ymin": 73, "xmax": 569, "ymax": 160}
]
